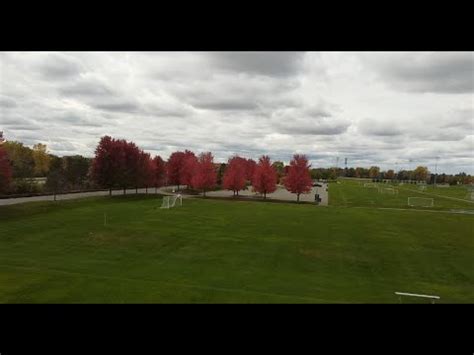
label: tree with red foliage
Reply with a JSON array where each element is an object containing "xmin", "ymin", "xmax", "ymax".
[
  {"xmin": 246, "ymin": 158, "xmax": 257, "ymax": 182},
  {"xmin": 91, "ymin": 136, "xmax": 148, "ymax": 195},
  {"xmin": 223, "ymin": 156, "xmax": 247, "ymax": 196},
  {"xmin": 136, "ymin": 150, "xmax": 154, "ymax": 193},
  {"xmin": 152, "ymin": 155, "xmax": 166, "ymax": 188},
  {"xmin": 166, "ymin": 151, "xmax": 186, "ymax": 190},
  {"xmin": 181, "ymin": 150, "xmax": 198, "ymax": 189},
  {"xmin": 284, "ymin": 154, "xmax": 313, "ymax": 202},
  {"xmin": 0, "ymin": 146, "xmax": 12, "ymax": 194},
  {"xmin": 252, "ymin": 155, "xmax": 277, "ymax": 199},
  {"xmin": 191, "ymin": 152, "xmax": 216, "ymax": 196},
  {"xmin": 116, "ymin": 139, "xmax": 141, "ymax": 194},
  {"xmin": 90, "ymin": 136, "xmax": 118, "ymax": 195}
]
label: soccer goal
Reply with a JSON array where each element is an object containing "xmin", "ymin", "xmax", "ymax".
[
  {"xmin": 160, "ymin": 194, "xmax": 183, "ymax": 209},
  {"xmin": 418, "ymin": 185, "xmax": 427, "ymax": 191},
  {"xmin": 395, "ymin": 292, "xmax": 440, "ymax": 304},
  {"xmin": 408, "ymin": 197, "xmax": 434, "ymax": 207},
  {"xmin": 464, "ymin": 191, "xmax": 474, "ymax": 201},
  {"xmin": 379, "ymin": 187, "xmax": 398, "ymax": 194},
  {"xmin": 364, "ymin": 183, "xmax": 377, "ymax": 188}
]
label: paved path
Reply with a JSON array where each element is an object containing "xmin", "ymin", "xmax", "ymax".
[
  {"xmin": 0, "ymin": 184, "xmax": 328, "ymax": 207},
  {"xmin": 0, "ymin": 188, "xmax": 167, "ymax": 206},
  {"xmin": 205, "ymin": 183, "xmax": 328, "ymax": 205}
]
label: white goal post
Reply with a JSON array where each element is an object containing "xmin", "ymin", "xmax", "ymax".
[
  {"xmin": 395, "ymin": 292, "xmax": 440, "ymax": 304},
  {"xmin": 364, "ymin": 183, "xmax": 377, "ymax": 188},
  {"xmin": 408, "ymin": 197, "xmax": 434, "ymax": 207},
  {"xmin": 378, "ymin": 187, "xmax": 399, "ymax": 194},
  {"xmin": 160, "ymin": 194, "xmax": 183, "ymax": 209}
]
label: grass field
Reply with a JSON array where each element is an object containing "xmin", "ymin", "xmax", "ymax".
[
  {"xmin": 330, "ymin": 179, "xmax": 474, "ymax": 211},
  {"xmin": 1, "ymin": 189, "xmax": 473, "ymax": 303}
]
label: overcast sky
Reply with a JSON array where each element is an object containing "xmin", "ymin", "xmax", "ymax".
[{"xmin": 1, "ymin": 52, "xmax": 473, "ymax": 174}]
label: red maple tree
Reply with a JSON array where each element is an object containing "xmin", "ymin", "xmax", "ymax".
[
  {"xmin": 91, "ymin": 136, "xmax": 150, "ymax": 195},
  {"xmin": 245, "ymin": 158, "xmax": 257, "ymax": 182},
  {"xmin": 181, "ymin": 150, "xmax": 198, "ymax": 189},
  {"xmin": 223, "ymin": 156, "xmax": 247, "ymax": 196},
  {"xmin": 191, "ymin": 152, "xmax": 216, "ymax": 196},
  {"xmin": 90, "ymin": 136, "xmax": 118, "ymax": 195},
  {"xmin": 166, "ymin": 151, "xmax": 186, "ymax": 190},
  {"xmin": 252, "ymin": 155, "xmax": 277, "ymax": 199},
  {"xmin": 0, "ymin": 146, "xmax": 12, "ymax": 194},
  {"xmin": 152, "ymin": 155, "xmax": 166, "ymax": 188},
  {"xmin": 284, "ymin": 154, "xmax": 313, "ymax": 202},
  {"xmin": 136, "ymin": 150, "xmax": 154, "ymax": 192}
]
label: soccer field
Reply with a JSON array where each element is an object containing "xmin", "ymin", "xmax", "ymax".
[
  {"xmin": 329, "ymin": 179, "xmax": 474, "ymax": 211},
  {"xmin": 0, "ymin": 192, "xmax": 472, "ymax": 303}
]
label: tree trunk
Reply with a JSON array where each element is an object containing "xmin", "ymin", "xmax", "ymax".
[
  {"xmin": 297, "ymin": 193, "xmax": 300, "ymax": 202},
  {"xmin": 264, "ymin": 191, "xmax": 266, "ymax": 199},
  {"xmin": 109, "ymin": 188, "xmax": 112, "ymax": 196},
  {"xmin": 123, "ymin": 187, "xmax": 126, "ymax": 195},
  {"xmin": 177, "ymin": 184, "xmax": 180, "ymax": 191},
  {"xmin": 203, "ymin": 189, "xmax": 206, "ymax": 197},
  {"xmin": 136, "ymin": 187, "xmax": 138, "ymax": 194},
  {"xmin": 155, "ymin": 186, "xmax": 157, "ymax": 194},
  {"xmin": 146, "ymin": 186, "xmax": 148, "ymax": 194},
  {"xmin": 54, "ymin": 191, "xmax": 56, "ymax": 201}
]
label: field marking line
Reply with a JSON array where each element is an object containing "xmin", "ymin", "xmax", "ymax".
[
  {"xmin": 397, "ymin": 186, "xmax": 474, "ymax": 204},
  {"xmin": 351, "ymin": 206, "xmax": 474, "ymax": 215},
  {"xmin": 0, "ymin": 263, "xmax": 338, "ymax": 303}
]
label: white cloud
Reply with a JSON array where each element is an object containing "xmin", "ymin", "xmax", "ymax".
[{"xmin": 0, "ymin": 51, "xmax": 473, "ymax": 174}]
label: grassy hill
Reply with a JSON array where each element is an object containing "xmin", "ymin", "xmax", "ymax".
[{"xmin": 1, "ymin": 193, "xmax": 472, "ymax": 303}]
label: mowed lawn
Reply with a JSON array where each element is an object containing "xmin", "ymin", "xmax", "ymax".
[
  {"xmin": 0, "ymin": 194, "xmax": 473, "ymax": 303},
  {"xmin": 329, "ymin": 179, "xmax": 474, "ymax": 211}
]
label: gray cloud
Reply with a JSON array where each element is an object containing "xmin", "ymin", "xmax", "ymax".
[
  {"xmin": 190, "ymin": 97, "xmax": 260, "ymax": 111},
  {"xmin": 365, "ymin": 52, "xmax": 474, "ymax": 94},
  {"xmin": 59, "ymin": 79, "xmax": 115, "ymax": 97},
  {"xmin": 36, "ymin": 53, "xmax": 84, "ymax": 79},
  {"xmin": 0, "ymin": 96, "xmax": 17, "ymax": 108},
  {"xmin": 93, "ymin": 102, "xmax": 141, "ymax": 113},
  {"xmin": 208, "ymin": 52, "xmax": 305, "ymax": 77},
  {"xmin": 1, "ymin": 52, "xmax": 473, "ymax": 174},
  {"xmin": 358, "ymin": 118, "xmax": 404, "ymax": 136}
]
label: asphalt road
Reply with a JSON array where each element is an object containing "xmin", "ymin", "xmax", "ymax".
[
  {"xmin": 0, "ymin": 184, "xmax": 329, "ymax": 206},
  {"xmin": 205, "ymin": 183, "xmax": 329, "ymax": 205}
]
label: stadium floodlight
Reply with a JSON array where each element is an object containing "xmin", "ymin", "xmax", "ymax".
[
  {"xmin": 408, "ymin": 197, "xmax": 434, "ymax": 207},
  {"xmin": 395, "ymin": 292, "xmax": 440, "ymax": 304}
]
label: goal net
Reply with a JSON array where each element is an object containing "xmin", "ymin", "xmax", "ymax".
[
  {"xmin": 408, "ymin": 197, "xmax": 434, "ymax": 207},
  {"xmin": 364, "ymin": 183, "xmax": 377, "ymax": 188},
  {"xmin": 418, "ymin": 185, "xmax": 427, "ymax": 191},
  {"xmin": 464, "ymin": 191, "xmax": 474, "ymax": 201},
  {"xmin": 160, "ymin": 194, "xmax": 183, "ymax": 209},
  {"xmin": 379, "ymin": 187, "xmax": 398, "ymax": 194}
]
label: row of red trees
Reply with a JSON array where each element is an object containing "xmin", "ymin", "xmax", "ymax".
[
  {"xmin": 0, "ymin": 145, "xmax": 13, "ymax": 194},
  {"xmin": 90, "ymin": 136, "xmax": 314, "ymax": 201}
]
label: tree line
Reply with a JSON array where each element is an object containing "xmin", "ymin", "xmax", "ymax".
[{"xmin": 0, "ymin": 133, "xmax": 472, "ymax": 197}]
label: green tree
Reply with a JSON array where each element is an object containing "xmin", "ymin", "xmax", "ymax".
[
  {"xmin": 32, "ymin": 143, "xmax": 51, "ymax": 176},
  {"xmin": 272, "ymin": 161, "xmax": 285, "ymax": 184},
  {"xmin": 413, "ymin": 166, "xmax": 429, "ymax": 182},
  {"xmin": 2, "ymin": 141, "xmax": 34, "ymax": 178},
  {"xmin": 368, "ymin": 166, "xmax": 380, "ymax": 179}
]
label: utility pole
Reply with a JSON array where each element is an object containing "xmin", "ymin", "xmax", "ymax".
[{"xmin": 434, "ymin": 156, "xmax": 439, "ymax": 187}]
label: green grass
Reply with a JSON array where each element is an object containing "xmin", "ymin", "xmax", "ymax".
[
  {"xmin": 330, "ymin": 179, "xmax": 474, "ymax": 211},
  {"xmin": 0, "ymin": 193, "xmax": 473, "ymax": 303}
]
